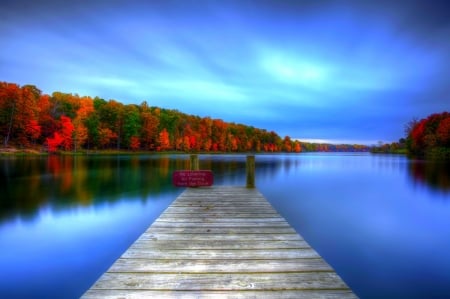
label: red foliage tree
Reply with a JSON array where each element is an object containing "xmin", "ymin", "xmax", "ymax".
[
  {"xmin": 0, "ymin": 82, "xmax": 41, "ymax": 146},
  {"xmin": 129, "ymin": 136, "xmax": 140, "ymax": 151},
  {"xmin": 407, "ymin": 112, "xmax": 450, "ymax": 158},
  {"xmin": 437, "ymin": 117, "xmax": 450, "ymax": 146},
  {"xmin": 25, "ymin": 119, "xmax": 41, "ymax": 143},
  {"xmin": 60, "ymin": 115, "xmax": 74, "ymax": 150},
  {"xmin": 37, "ymin": 94, "xmax": 56, "ymax": 141},
  {"xmin": 98, "ymin": 127, "xmax": 117, "ymax": 149},
  {"xmin": 47, "ymin": 132, "xmax": 64, "ymax": 153}
]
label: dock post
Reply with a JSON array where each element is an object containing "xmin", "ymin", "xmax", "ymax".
[
  {"xmin": 190, "ymin": 154, "xmax": 199, "ymax": 170},
  {"xmin": 246, "ymin": 155, "xmax": 255, "ymax": 188}
]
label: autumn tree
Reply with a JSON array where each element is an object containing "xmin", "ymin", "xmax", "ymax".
[
  {"xmin": 37, "ymin": 94, "xmax": 57, "ymax": 142},
  {"xmin": 158, "ymin": 128, "xmax": 171, "ymax": 151},
  {"xmin": 0, "ymin": 82, "xmax": 41, "ymax": 147},
  {"xmin": 140, "ymin": 101, "xmax": 159, "ymax": 150},
  {"xmin": 22, "ymin": 85, "xmax": 42, "ymax": 145},
  {"xmin": 283, "ymin": 136, "xmax": 293, "ymax": 152},
  {"xmin": 211, "ymin": 119, "xmax": 227, "ymax": 151},
  {"xmin": 47, "ymin": 132, "xmax": 64, "ymax": 153},
  {"xmin": 60, "ymin": 115, "xmax": 75, "ymax": 150},
  {"xmin": 46, "ymin": 115, "xmax": 74, "ymax": 153},
  {"xmin": 199, "ymin": 117, "xmax": 213, "ymax": 151},
  {"xmin": 129, "ymin": 136, "xmax": 140, "ymax": 151},
  {"xmin": 50, "ymin": 92, "xmax": 80, "ymax": 119},
  {"xmin": 97, "ymin": 100, "xmax": 124, "ymax": 149},
  {"xmin": 407, "ymin": 112, "xmax": 450, "ymax": 159},
  {"xmin": 436, "ymin": 116, "xmax": 450, "ymax": 146},
  {"xmin": 158, "ymin": 108, "xmax": 180, "ymax": 146},
  {"xmin": 0, "ymin": 83, "xmax": 19, "ymax": 146},
  {"xmin": 180, "ymin": 123, "xmax": 193, "ymax": 152},
  {"xmin": 294, "ymin": 140, "xmax": 302, "ymax": 152},
  {"xmin": 73, "ymin": 97, "xmax": 94, "ymax": 151},
  {"xmin": 98, "ymin": 127, "xmax": 117, "ymax": 149}
]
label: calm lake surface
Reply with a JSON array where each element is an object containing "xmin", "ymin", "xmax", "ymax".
[{"xmin": 1, "ymin": 153, "xmax": 449, "ymax": 298}]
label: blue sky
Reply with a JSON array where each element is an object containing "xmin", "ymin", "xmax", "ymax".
[{"xmin": 1, "ymin": 0, "xmax": 449, "ymax": 145}]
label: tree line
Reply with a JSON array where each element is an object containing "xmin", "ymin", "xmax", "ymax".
[
  {"xmin": 0, "ymin": 81, "xmax": 368, "ymax": 153},
  {"xmin": 405, "ymin": 111, "xmax": 450, "ymax": 159},
  {"xmin": 370, "ymin": 111, "xmax": 450, "ymax": 159}
]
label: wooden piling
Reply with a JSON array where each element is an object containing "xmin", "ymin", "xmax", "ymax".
[
  {"xmin": 246, "ymin": 155, "xmax": 255, "ymax": 188},
  {"xmin": 190, "ymin": 154, "xmax": 199, "ymax": 170}
]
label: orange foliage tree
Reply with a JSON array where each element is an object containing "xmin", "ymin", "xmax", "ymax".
[
  {"xmin": 129, "ymin": 136, "xmax": 140, "ymax": 151},
  {"xmin": 140, "ymin": 102, "xmax": 159, "ymax": 150},
  {"xmin": 73, "ymin": 97, "xmax": 94, "ymax": 151},
  {"xmin": 158, "ymin": 128, "xmax": 171, "ymax": 151}
]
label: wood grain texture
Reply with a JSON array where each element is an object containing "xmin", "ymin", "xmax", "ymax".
[
  {"xmin": 82, "ymin": 186, "xmax": 357, "ymax": 298},
  {"xmin": 83, "ymin": 290, "xmax": 357, "ymax": 299}
]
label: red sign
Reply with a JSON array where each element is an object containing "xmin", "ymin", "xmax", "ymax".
[{"xmin": 172, "ymin": 170, "xmax": 214, "ymax": 187}]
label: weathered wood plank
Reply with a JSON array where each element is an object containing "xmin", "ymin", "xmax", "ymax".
[
  {"xmin": 151, "ymin": 221, "xmax": 291, "ymax": 228},
  {"xmin": 83, "ymin": 290, "xmax": 358, "ymax": 299},
  {"xmin": 170, "ymin": 202, "xmax": 274, "ymax": 207},
  {"xmin": 145, "ymin": 226, "xmax": 297, "ymax": 234},
  {"xmin": 89, "ymin": 272, "xmax": 349, "ymax": 290},
  {"xmin": 107, "ymin": 258, "xmax": 334, "ymax": 273},
  {"xmin": 160, "ymin": 212, "xmax": 281, "ymax": 218},
  {"xmin": 137, "ymin": 232, "xmax": 303, "ymax": 241},
  {"xmin": 155, "ymin": 217, "xmax": 287, "ymax": 222},
  {"xmin": 82, "ymin": 186, "xmax": 356, "ymax": 298},
  {"xmin": 128, "ymin": 239, "xmax": 309, "ymax": 250},
  {"xmin": 164, "ymin": 207, "xmax": 278, "ymax": 213},
  {"xmin": 121, "ymin": 248, "xmax": 320, "ymax": 259}
]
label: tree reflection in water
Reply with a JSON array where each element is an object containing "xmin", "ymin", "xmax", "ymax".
[{"xmin": 408, "ymin": 160, "xmax": 450, "ymax": 194}]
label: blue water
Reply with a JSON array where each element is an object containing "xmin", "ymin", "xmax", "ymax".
[
  {"xmin": 0, "ymin": 153, "xmax": 449, "ymax": 298},
  {"xmin": 255, "ymin": 154, "xmax": 450, "ymax": 298}
]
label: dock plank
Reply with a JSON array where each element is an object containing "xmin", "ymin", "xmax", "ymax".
[
  {"xmin": 127, "ymin": 239, "xmax": 309, "ymax": 249},
  {"xmin": 83, "ymin": 290, "xmax": 357, "ymax": 299},
  {"xmin": 82, "ymin": 186, "xmax": 357, "ymax": 298},
  {"xmin": 88, "ymin": 272, "xmax": 349, "ymax": 290},
  {"xmin": 106, "ymin": 258, "xmax": 334, "ymax": 273}
]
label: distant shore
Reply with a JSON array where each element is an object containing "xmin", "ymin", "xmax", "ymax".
[
  {"xmin": 0, "ymin": 146, "xmax": 371, "ymax": 157},
  {"xmin": 0, "ymin": 147, "xmax": 257, "ymax": 156}
]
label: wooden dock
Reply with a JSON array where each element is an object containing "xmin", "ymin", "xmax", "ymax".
[{"xmin": 82, "ymin": 186, "xmax": 357, "ymax": 298}]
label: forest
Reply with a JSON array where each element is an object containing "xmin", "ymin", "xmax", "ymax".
[
  {"xmin": 406, "ymin": 111, "xmax": 450, "ymax": 159},
  {"xmin": 0, "ymin": 81, "xmax": 368, "ymax": 153}
]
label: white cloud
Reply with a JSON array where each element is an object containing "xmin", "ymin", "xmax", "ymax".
[{"xmin": 260, "ymin": 53, "xmax": 330, "ymax": 88}]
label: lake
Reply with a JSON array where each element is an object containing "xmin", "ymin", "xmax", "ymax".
[{"xmin": 1, "ymin": 153, "xmax": 449, "ymax": 298}]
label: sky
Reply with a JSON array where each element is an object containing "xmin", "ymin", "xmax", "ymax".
[{"xmin": 1, "ymin": 0, "xmax": 449, "ymax": 145}]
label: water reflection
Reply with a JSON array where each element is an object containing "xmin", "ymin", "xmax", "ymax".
[
  {"xmin": 408, "ymin": 160, "xmax": 450, "ymax": 194},
  {"xmin": 3, "ymin": 154, "xmax": 448, "ymax": 223},
  {"xmin": 1, "ymin": 154, "xmax": 287, "ymax": 222},
  {"xmin": 0, "ymin": 155, "xmax": 191, "ymax": 222}
]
